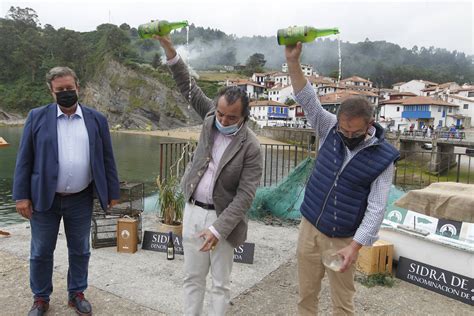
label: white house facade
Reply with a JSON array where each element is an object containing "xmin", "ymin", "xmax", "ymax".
[
  {"xmin": 268, "ymin": 84, "xmax": 293, "ymax": 103},
  {"xmin": 398, "ymin": 80, "xmax": 438, "ymax": 96},
  {"xmin": 249, "ymin": 100, "xmax": 290, "ymax": 127},
  {"xmin": 273, "ymin": 72, "xmax": 291, "ymax": 86},
  {"xmin": 445, "ymin": 94, "xmax": 473, "ymax": 128},
  {"xmin": 341, "ymin": 76, "xmax": 373, "ymax": 88},
  {"xmin": 281, "ymin": 63, "xmax": 313, "ymax": 76},
  {"xmin": 379, "ymin": 96, "xmax": 460, "ymax": 131},
  {"xmin": 227, "ymin": 80, "xmax": 266, "ymax": 100}
]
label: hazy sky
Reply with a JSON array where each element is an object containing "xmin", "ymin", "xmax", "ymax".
[{"xmin": 1, "ymin": 0, "xmax": 473, "ymax": 54}]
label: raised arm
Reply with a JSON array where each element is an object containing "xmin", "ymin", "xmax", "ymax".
[
  {"xmin": 285, "ymin": 43, "xmax": 307, "ymax": 94},
  {"xmin": 153, "ymin": 35, "xmax": 214, "ymax": 119},
  {"xmin": 285, "ymin": 43, "xmax": 337, "ymax": 138}
]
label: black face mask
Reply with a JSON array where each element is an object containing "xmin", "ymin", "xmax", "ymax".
[
  {"xmin": 338, "ymin": 132, "xmax": 366, "ymax": 151},
  {"xmin": 55, "ymin": 90, "xmax": 78, "ymax": 108}
]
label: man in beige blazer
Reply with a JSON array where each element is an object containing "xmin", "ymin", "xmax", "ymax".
[{"xmin": 153, "ymin": 35, "xmax": 263, "ymax": 315}]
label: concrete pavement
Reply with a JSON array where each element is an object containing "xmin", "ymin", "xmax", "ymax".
[{"xmin": 0, "ymin": 215, "xmax": 298, "ymax": 315}]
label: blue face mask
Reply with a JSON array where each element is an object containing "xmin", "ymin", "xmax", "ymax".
[{"xmin": 215, "ymin": 118, "xmax": 240, "ymax": 135}]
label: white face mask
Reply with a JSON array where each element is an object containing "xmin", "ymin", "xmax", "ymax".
[{"xmin": 215, "ymin": 118, "xmax": 240, "ymax": 135}]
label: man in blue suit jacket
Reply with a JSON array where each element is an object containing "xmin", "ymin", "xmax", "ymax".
[{"xmin": 13, "ymin": 66, "xmax": 120, "ymax": 316}]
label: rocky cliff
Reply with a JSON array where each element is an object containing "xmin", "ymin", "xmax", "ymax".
[{"xmin": 81, "ymin": 60, "xmax": 203, "ymax": 130}]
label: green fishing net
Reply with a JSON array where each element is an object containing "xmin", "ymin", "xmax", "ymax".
[
  {"xmin": 248, "ymin": 156, "xmax": 407, "ymax": 221},
  {"xmin": 249, "ymin": 157, "xmax": 315, "ymax": 220}
]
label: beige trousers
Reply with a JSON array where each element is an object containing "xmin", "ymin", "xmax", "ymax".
[
  {"xmin": 297, "ymin": 217, "xmax": 356, "ymax": 316},
  {"xmin": 182, "ymin": 202, "xmax": 234, "ymax": 316}
]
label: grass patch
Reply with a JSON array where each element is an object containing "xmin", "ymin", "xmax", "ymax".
[
  {"xmin": 355, "ymin": 273, "xmax": 395, "ymax": 288},
  {"xmin": 395, "ymin": 157, "xmax": 473, "ymax": 187},
  {"xmin": 196, "ymin": 71, "xmax": 247, "ymax": 81},
  {"xmin": 196, "ymin": 80, "xmax": 221, "ymax": 99}
]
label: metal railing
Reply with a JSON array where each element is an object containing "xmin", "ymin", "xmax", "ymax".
[
  {"xmin": 260, "ymin": 144, "xmax": 316, "ymax": 186},
  {"xmin": 158, "ymin": 142, "xmax": 473, "ymax": 190},
  {"xmin": 399, "ymin": 130, "xmax": 469, "ymax": 141},
  {"xmin": 158, "ymin": 142, "xmax": 317, "ymax": 187},
  {"xmin": 158, "ymin": 142, "xmax": 197, "ymax": 181},
  {"xmin": 394, "ymin": 150, "xmax": 474, "ymax": 189}
]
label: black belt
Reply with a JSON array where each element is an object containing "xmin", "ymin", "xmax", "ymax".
[{"xmin": 190, "ymin": 198, "xmax": 215, "ymax": 210}]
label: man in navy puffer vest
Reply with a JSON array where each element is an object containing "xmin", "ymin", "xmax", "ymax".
[{"xmin": 285, "ymin": 43, "xmax": 400, "ymax": 315}]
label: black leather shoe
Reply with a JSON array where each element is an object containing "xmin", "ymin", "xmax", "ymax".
[
  {"xmin": 68, "ymin": 292, "xmax": 92, "ymax": 315},
  {"xmin": 28, "ymin": 299, "xmax": 49, "ymax": 316}
]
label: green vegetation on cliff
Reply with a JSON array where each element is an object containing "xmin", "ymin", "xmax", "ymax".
[{"xmin": 1, "ymin": 6, "xmax": 472, "ymax": 115}]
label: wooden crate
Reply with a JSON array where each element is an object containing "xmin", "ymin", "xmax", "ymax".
[{"xmin": 356, "ymin": 240, "xmax": 394, "ymax": 275}]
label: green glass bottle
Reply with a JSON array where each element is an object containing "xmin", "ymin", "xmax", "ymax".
[
  {"xmin": 167, "ymin": 231, "xmax": 175, "ymax": 260},
  {"xmin": 277, "ymin": 26, "xmax": 339, "ymax": 45},
  {"xmin": 138, "ymin": 20, "xmax": 189, "ymax": 39}
]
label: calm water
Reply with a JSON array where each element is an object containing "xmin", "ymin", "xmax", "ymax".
[
  {"xmin": 0, "ymin": 126, "xmax": 180, "ymax": 226},
  {"xmin": 2, "ymin": 126, "xmax": 471, "ymax": 226}
]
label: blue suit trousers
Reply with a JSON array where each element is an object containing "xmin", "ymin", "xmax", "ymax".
[{"xmin": 29, "ymin": 185, "xmax": 93, "ymax": 301}]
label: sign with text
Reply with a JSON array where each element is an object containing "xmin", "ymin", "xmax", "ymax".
[
  {"xmin": 396, "ymin": 256, "xmax": 473, "ymax": 306},
  {"xmin": 142, "ymin": 231, "xmax": 255, "ymax": 264}
]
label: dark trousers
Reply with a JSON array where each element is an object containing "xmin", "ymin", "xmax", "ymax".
[{"xmin": 29, "ymin": 186, "xmax": 93, "ymax": 301}]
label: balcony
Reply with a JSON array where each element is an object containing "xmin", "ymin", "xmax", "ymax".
[
  {"xmin": 268, "ymin": 113, "xmax": 288, "ymax": 119},
  {"xmin": 401, "ymin": 111, "xmax": 431, "ymax": 119}
]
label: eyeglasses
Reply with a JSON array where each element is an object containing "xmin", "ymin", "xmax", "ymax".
[{"xmin": 336, "ymin": 125, "xmax": 367, "ymax": 139}]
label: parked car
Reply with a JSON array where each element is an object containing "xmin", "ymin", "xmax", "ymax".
[{"xmin": 421, "ymin": 143, "xmax": 433, "ymax": 150}]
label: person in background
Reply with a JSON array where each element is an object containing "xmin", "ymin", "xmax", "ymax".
[
  {"xmin": 448, "ymin": 124, "xmax": 457, "ymax": 140},
  {"xmin": 284, "ymin": 42, "xmax": 399, "ymax": 315},
  {"xmin": 153, "ymin": 35, "xmax": 263, "ymax": 315},
  {"xmin": 13, "ymin": 66, "xmax": 120, "ymax": 316},
  {"xmin": 427, "ymin": 125, "xmax": 433, "ymax": 138}
]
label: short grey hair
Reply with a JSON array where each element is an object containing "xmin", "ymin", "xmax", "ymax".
[
  {"xmin": 46, "ymin": 66, "xmax": 79, "ymax": 90},
  {"xmin": 337, "ymin": 96, "xmax": 374, "ymax": 123}
]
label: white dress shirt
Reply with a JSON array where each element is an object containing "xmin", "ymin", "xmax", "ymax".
[{"xmin": 55, "ymin": 104, "xmax": 92, "ymax": 193}]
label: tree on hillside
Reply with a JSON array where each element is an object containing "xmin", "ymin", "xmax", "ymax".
[
  {"xmin": 152, "ymin": 52, "xmax": 162, "ymax": 69},
  {"xmin": 243, "ymin": 53, "xmax": 266, "ymax": 76},
  {"xmin": 3, "ymin": 7, "xmax": 43, "ymax": 81},
  {"xmin": 329, "ymin": 70, "xmax": 340, "ymax": 81},
  {"xmin": 119, "ymin": 23, "xmax": 130, "ymax": 31},
  {"xmin": 171, "ymin": 23, "xmax": 230, "ymax": 45},
  {"xmin": 247, "ymin": 53, "xmax": 266, "ymax": 69},
  {"xmin": 137, "ymin": 38, "xmax": 156, "ymax": 57},
  {"xmin": 96, "ymin": 24, "xmax": 132, "ymax": 60},
  {"xmin": 129, "ymin": 27, "xmax": 138, "ymax": 38},
  {"xmin": 6, "ymin": 6, "xmax": 39, "ymax": 27}
]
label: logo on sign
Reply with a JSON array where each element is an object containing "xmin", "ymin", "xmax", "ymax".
[
  {"xmin": 388, "ymin": 210, "xmax": 403, "ymax": 223},
  {"xmin": 439, "ymin": 224, "xmax": 457, "ymax": 237},
  {"xmin": 417, "ymin": 217, "xmax": 433, "ymax": 225},
  {"xmin": 121, "ymin": 230, "xmax": 130, "ymax": 240}
]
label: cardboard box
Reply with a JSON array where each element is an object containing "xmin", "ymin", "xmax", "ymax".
[
  {"xmin": 356, "ymin": 239, "xmax": 393, "ymax": 275},
  {"xmin": 117, "ymin": 217, "xmax": 138, "ymax": 253}
]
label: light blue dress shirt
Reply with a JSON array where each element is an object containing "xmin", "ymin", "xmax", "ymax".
[{"xmin": 55, "ymin": 104, "xmax": 92, "ymax": 193}]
